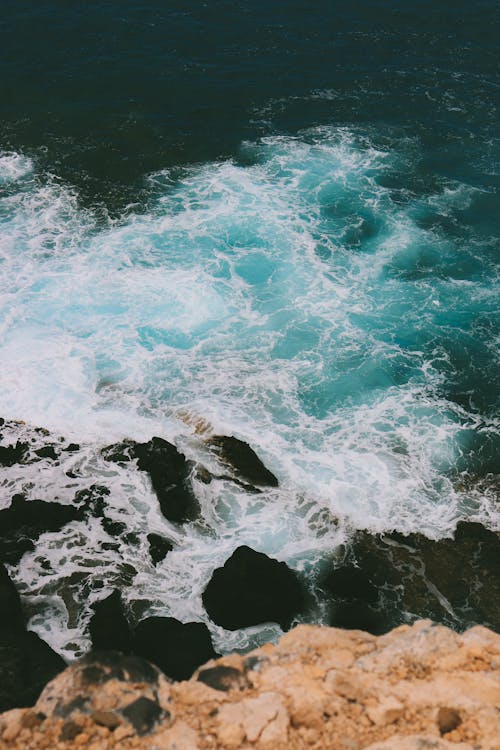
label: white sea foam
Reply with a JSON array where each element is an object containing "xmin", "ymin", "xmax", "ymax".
[{"xmin": 1, "ymin": 128, "xmax": 498, "ymax": 658}]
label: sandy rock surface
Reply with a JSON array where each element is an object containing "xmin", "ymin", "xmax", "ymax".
[{"xmin": 1, "ymin": 620, "xmax": 500, "ymax": 749}]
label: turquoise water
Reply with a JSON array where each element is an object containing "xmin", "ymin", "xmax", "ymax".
[
  {"xmin": 1, "ymin": 128, "xmax": 497, "ymax": 532},
  {"xmin": 0, "ymin": 0, "xmax": 498, "ymax": 657}
]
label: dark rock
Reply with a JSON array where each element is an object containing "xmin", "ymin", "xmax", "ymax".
[
  {"xmin": 21, "ymin": 710, "xmax": 44, "ymax": 729},
  {"xmin": 134, "ymin": 437, "xmax": 199, "ymax": 524},
  {"xmin": 0, "ymin": 630, "xmax": 66, "ymax": 712},
  {"xmin": 0, "ymin": 441, "xmax": 29, "ymax": 466},
  {"xmin": 132, "ymin": 616, "xmax": 218, "ymax": 681},
  {"xmin": 0, "ymin": 562, "xmax": 24, "ymax": 633},
  {"xmin": 0, "ymin": 564, "xmax": 66, "ymax": 711},
  {"xmin": 102, "ymin": 518, "xmax": 127, "ymax": 537},
  {"xmin": 202, "ymin": 546, "xmax": 304, "ymax": 630},
  {"xmin": 78, "ymin": 652, "xmax": 161, "ymax": 687},
  {"xmin": 0, "ymin": 495, "xmax": 84, "ymax": 564},
  {"xmin": 102, "ymin": 437, "xmax": 199, "ymax": 524},
  {"xmin": 206, "ymin": 435, "xmax": 278, "ymax": 487},
  {"xmin": 319, "ymin": 565, "xmax": 385, "ymax": 632},
  {"xmin": 63, "ymin": 443, "xmax": 80, "ymax": 452},
  {"xmin": 328, "ymin": 601, "xmax": 391, "ymax": 635},
  {"xmin": 74, "ymin": 485, "xmax": 129, "ymax": 539},
  {"xmin": 60, "ymin": 720, "xmax": 83, "ymax": 741},
  {"xmin": 73, "ymin": 485, "xmax": 110, "ymax": 518},
  {"xmin": 320, "ymin": 566, "xmax": 378, "ymax": 603},
  {"xmin": 124, "ymin": 532, "xmax": 140, "ymax": 546},
  {"xmin": 34, "ymin": 445, "xmax": 59, "ymax": 461},
  {"xmin": 80, "ymin": 665, "xmax": 106, "ymax": 686},
  {"xmin": 197, "ymin": 665, "xmax": 249, "ymax": 692},
  {"xmin": 322, "ymin": 521, "xmax": 500, "ymax": 635},
  {"xmin": 101, "ymin": 440, "xmax": 135, "ymax": 463},
  {"xmin": 89, "ymin": 590, "xmax": 132, "ymax": 653},
  {"xmin": 147, "ymin": 533, "xmax": 173, "ymax": 565},
  {"xmin": 122, "ymin": 696, "xmax": 164, "ymax": 736},
  {"xmin": 437, "ymin": 707, "xmax": 462, "ymax": 734}
]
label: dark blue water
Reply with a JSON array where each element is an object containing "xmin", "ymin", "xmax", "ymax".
[{"xmin": 0, "ymin": 1, "xmax": 499, "ymax": 656}]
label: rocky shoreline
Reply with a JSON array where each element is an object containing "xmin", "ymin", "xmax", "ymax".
[
  {"xmin": 1, "ymin": 415, "xmax": 499, "ymax": 746},
  {"xmin": 1, "ymin": 621, "xmax": 500, "ymax": 749}
]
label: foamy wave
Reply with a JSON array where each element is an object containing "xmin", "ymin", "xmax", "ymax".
[{"xmin": 1, "ymin": 130, "xmax": 498, "ymax": 658}]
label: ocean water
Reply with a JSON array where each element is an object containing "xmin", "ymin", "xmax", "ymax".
[{"xmin": 0, "ymin": 0, "xmax": 498, "ymax": 658}]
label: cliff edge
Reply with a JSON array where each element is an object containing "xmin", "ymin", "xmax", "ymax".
[{"xmin": 1, "ymin": 620, "xmax": 499, "ymax": 750}]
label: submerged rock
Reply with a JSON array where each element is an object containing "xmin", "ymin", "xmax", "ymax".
[
  {"xmin": 0, "ymin": 494, "xmax": 84, "ymax": 564},
  {"xmin": 206, "ymin": 435, "xmax": 279, "ymax": 488},
  {"xmin": 320, "ymin": 521, "xmax": 500, "ymax": 634},
  {"xmin": 132, "ymin": 616, "xmax": 218, "ymax": 681},
  {"xmin": 202, "ymin": 545, "xmax": 304, "ymax": 630},
  {"xmin": 102, "ymin": 437, "xmax": 199, "ymax": 524}
]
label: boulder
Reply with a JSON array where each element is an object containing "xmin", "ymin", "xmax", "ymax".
[
  {"xmin": 202, "ymin": 546, "xmax": 304, "ymax": 630},
  {"xmin": 0, "ymin": 565, "xmax": 65, "ymax": 712},
  {"xmin": 35, "ymin": 650, "xmax": 169, "ymax": 733},
  {"xmin": 89, "ymin": 590, "xmax": 132, "ymax": 654},
  {"xmin": 206, "ymin": 436, "xmax": 278, "ymax": 488},
  {"xmin": 102, "ymin": 437, "xmax": 199, "ymax": 524},
  {"xmin": 132, "ymin": 616, "xmax": 218, "ymax": 681},
  {"xmin": 147, "ymin": 533, "xmax": 173, "ymax": 565},
  {"xmin": 0, "ymin": 441, "xmax": 29, "ymax": 466},
  {"xmin": 0, "ymin": 631, "xmax": 66, "ymax": 712},
  {"xmin": 0, "ymin": 494, "xmax": 84, "ymax": 564}
]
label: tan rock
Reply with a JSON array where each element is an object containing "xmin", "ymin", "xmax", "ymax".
[
  {"xmin": 2, "ymin": 621, "xmax": 500, "ymax": 749},
  {"xmin": 151, "ymin": 720, "xmax": 200, "ymax": 749},
  {"xmin": 364, "ymin": 735, "xmax": 474, "ymax": 749},
  {"xmin": 366, "ymin": 696, "xmax": 404, "ymax": 726}
]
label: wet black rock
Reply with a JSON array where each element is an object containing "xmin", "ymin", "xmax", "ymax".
[
  {"xmin": 0, "ymin": 564, "xmax": 66, "ymax": 712},
  {"xmin": 89, "ymin": 590, "xmax": 132, "ymax": 654},
  {"xmin": 34, "ymin": 445, "xmax": 59, "ymax": 461},
  {"xmin": 206, "ymin": 435, "xmax": 278, "ymax": 488},
  {"xmin": 101, "ymin": 440, "xmax": 135, "ymax": 464},
  {"xmin": 0, "ymin": 562, "xmax": 24, "ymax": 633},
  {"xmin": 74, "ymin": 485, "xmax": 129, "ymax": 539},
  {"xmin": 134, "ymin": 437, "xmax": 199, "ymax": 523},
  {"xmin": 202, "ymin": 545, "xmax": 304, "ymax": 630},
  {"xmin": 319, "ymin": 565, "xmax": 389, "ymax": 634},
  {"xmin": 321, "ymin": 521, "xmax": 500, "ymax": 634},
  {"xmin": 74, "ymin": 485, "xmax": 110, "ymax": 518},
  {"xmin": 0, "ymin": 494, "xmax": 84, "ymax": 564},
  {"xmin": 103, "ymin": 437, "xmax": 199, "ymax": 524},
  {"xmin": 320, "ymin": 565, "xmax": 378, "ymax": 603},
  {"xmin": 147, "ymin": 533, "xmax": 173, "ymax": 565},
  {"xmin": 132, "ymin": 616, "xmax": 218, "ymax": 681},
  {"xmin": 0, "ymin": 631, "xmax": 66, "ymax": 712},
  {"xmin": 63, "ymin": 443, "xmax": 80, "ymax": 452},
  {"xmin": 102, "ymin": 518, "xmax": 128, "ymax": 537},
  {"xmin": 0, "ymin": 440, "xmax": 29, "ymax": 466}
]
